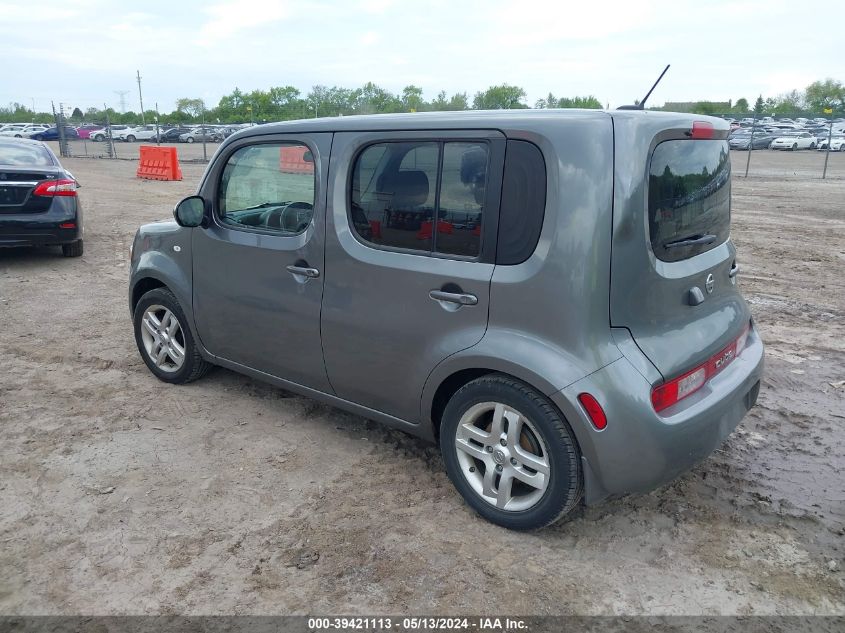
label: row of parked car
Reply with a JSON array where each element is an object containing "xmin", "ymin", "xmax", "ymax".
[
  {"xmin": 723, "ymin": 116, "xmax": 845, "ymax": 152},
  {"xmin": 0, "ymin": 123, "xmax": 253, "ymax": 144}
]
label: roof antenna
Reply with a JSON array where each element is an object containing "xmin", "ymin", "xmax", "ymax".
[{"xmin": 617, "ymin": 64, "xmax": 670, "ymax": 110}]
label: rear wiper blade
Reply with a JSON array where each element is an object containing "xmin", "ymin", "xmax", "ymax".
[{"xmin": 664, "ymin": 234, "xmax": 717, "ymax": 249}]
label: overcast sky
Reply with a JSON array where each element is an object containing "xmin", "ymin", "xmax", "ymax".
[{"xmin": 2, "ymin": 0, "xmax": 843, "ymax": 114}]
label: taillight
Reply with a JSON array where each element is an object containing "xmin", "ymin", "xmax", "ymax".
[
  {"xmin": 651, "ymin": 322, "xmax": 752, "ymax": 413},
  {"xmin": 690, "ymin": 121, "xmax": 715, "ymax": 139},
  {"xmin": 32, "ymin": 179, "xmax": 77, "ymax": 197},
  {"xmin": 578, "ymin": 393, "xmax": 608, "ymax": 430}
]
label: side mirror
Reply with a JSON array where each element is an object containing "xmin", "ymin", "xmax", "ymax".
[{"xmin": 173, "ymin": 196, "xmax": 206, "ymax": 228}]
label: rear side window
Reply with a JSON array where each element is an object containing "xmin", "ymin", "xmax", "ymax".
[
  {"xmin": 496, "ymin": 140, "xmax": 546, "ymax": 265},
  {"xmin": 350, "ymin": 140, "xmax": 490, "ymax": 258},
  {"xmin": 648, "ymin": 140, "xmax": 731, "ymax": 262}
]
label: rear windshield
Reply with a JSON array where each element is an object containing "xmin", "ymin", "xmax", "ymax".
[
  {"xmin": 648, "ymin": 139, "xmax": 730, "ymax": 262},
  {"xmin": 0, "ymin": 141, "xmax": 55, "ymax": 167}
]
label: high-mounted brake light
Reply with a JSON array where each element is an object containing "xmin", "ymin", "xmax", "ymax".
[
  {"xmin": 578, "ymin": 393, "xmax": 607, "ymax": 430},
  {"xmin": 651, "ymin": 322, "xmax": 752, "ymax": 413},
  {"xmin": 690, "ymin": 121, "xmax": 715, "ymax": 140},
  {"xmin": 32, "ymin": 179, "xmax": 77, "ymax": 197}
]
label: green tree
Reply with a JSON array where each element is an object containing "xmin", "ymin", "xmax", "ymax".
[
  {"xmin": 771, "ymin": 90, "xmax": 803, "ymax": 115},
  {"xmin": 71, "ymin": 107, "xmax": 84, "ymax": 120},
  {"xmin": 353, "ymin": 82, "xmax": 400, "ymax": 114},
  {"xmin": 175, "ymin": 97, "xmax": 206, "ymax": 119},
  {"xmin": 804, "ymin": 78, "xmax": 844, "ymax": 114},
  {"xmin": 733, "ymin": 98, "xmax": 749, "ymax": 114},
  {"xmin": 558, "ymin": 95, "xmax": 602, "ymax": 109},
  {"xmin": 401, "ymin": 85, "xmax": 424, "ymax": 112},
  {"xmin": 535, "ymin": 92, "xmax": 558, "ymax": 109},
  {"xmin": 447, "ymin": 92, "xmax": 469, "ymax": 111},
  {"xmin": 753, "ymin": 95, "xmax": 765, "ymax": 114},
  {"xmin": 473, "ymin": 84, "xmax": 527, "ymax": 109}
]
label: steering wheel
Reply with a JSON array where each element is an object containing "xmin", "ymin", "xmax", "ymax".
[{"xmin": 261, "ymin": 201, "xmax": 314, "ymax": 232}]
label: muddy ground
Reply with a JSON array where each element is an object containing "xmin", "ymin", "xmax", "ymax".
[{"xmin": 0, "ymin": 148, "xmax": 843, "ymax": 615}]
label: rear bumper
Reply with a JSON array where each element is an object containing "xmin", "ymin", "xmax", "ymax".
[
  {"xmin": 0, "ymin": 198, "xmax": 82, "ymax": 246},
  {"xmin": 551, "ymin": 325, "xmax": 765, "ymax": 504}
]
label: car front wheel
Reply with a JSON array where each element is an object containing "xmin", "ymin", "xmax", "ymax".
[
  {"xmin": 440, "ymin": 374, "xmax": 583, "ymax": 530},
  {"xmin": 186, "ymin": 137, "xmax": 195, "ymax": 143},
  {"xmin": 126, "ymin": 135, "xmax": 136, "ymax": 142},
  {"xmin": 133, "ymin": 287, "xmax": 212, "ymax": 384}
]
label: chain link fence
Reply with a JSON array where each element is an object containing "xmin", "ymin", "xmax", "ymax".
[
  {"xmin": 24, "ymin": 105, "xmax": 845, "ymax": 179},
  {"xmin": 715, "ymin": 111, "xmax": 844, "ymax": 180}
]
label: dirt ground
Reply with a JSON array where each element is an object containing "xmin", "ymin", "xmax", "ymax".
[{"xmin": 0, "ymin": 147, "xmax": 843, "ymax": 616}]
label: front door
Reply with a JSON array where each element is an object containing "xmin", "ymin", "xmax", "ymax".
[
  {"xmin": 321, "ymin": 131, "xmax": 504, "ymax": 423},
  {"xmin": 192, "ymin": 133, "xmax": 333, "ymax": 392}
]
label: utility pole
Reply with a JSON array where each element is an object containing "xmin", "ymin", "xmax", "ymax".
[
  {"xmin": 822, "ymin": 110, "xmax": 833, "ymax": 179},
  {"xmin": 155, "ymin": 102, "xmax": 161, "ymax": 145},
  {"xmin": 136, "ymin": 70, "xmax": 146, "ymax": 125}
]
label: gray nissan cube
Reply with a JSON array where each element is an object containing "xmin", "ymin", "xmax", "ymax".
[{"xmin": 129, "ymin": 110, "xmax": 764, "ymax": 530}]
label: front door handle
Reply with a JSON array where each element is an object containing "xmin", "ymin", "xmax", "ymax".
[
  {"xmin": 429, "ymin": 290, "xmax": 478, "ymax": 306},
  {"xmin": 286, "ymin": 264, "xmax": 320, "ymax": 279}
]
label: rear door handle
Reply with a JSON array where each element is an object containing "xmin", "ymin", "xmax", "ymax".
[
  {"xmin": 429, "ymin": 290, "xmax": 478, "ymax": 306},
  {"xmin": 286, "ymin": 265, "xmax": 320, "ymax": 279}
]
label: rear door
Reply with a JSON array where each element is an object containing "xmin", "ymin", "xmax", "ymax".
[
  {"xmin": 321, "ymin": 130, "xmax": 504, "ymax": 423},
  {"xmin": 610, "ymin": 118, "xmax": 750, "ymax": 380}
]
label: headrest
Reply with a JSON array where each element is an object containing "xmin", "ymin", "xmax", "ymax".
[{"xmin": 387, "ymin": 170, "xmax": 429, "ymax": 209}]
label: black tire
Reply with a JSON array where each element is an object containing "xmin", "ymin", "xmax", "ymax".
[
  {"xmin": 792, "ymin": 143, "xmax": 798, "ymax": 150},
  {"xmin": 61, "ymin": 239, "xmax": 83, "ymax": 257},
  {"xmin": 809, "ymin": 142, "xmax": 815, "ymax": 149},
  {"xmin": 126, "ymin": 135, "xmax": 136, "ymax": 142},
  {"xmin": 440, "ymin": 374, "xmax": 583, "ymax": 530},
  {"xmin": 94, "ymin": 134, "xmax": 104, "ymax": 142},
  {"xmin": 133, "ymin": 287, "xmax": 212, "ymax": 384},
  {"xmin": 33, "ymin": 134, "xmax": 44, "ymax": 141},
  {"xmin": 186, "ymin": 137, "xmax": 195, "ymax": 143}
]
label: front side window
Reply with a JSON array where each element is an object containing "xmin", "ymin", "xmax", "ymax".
[
  {"xmin": 648, "ymin": 140, "xmax": 731, "ymax": 262},
  {"xmin": 218, "ymin": 143, "xmax": 315, "ymax": 234},
  {"xmin": 350, "ymin": 140, "xmax": 489, "ymax": 257}
]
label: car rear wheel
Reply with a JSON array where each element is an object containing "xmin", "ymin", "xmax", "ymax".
[
  {"xmin": 126, "ymin": 135, "xmax": 136, "ymax": 142},
  {"xmin": 792, "ymin": 143, "xmax": 798, "ymax": 150},
  {"xmin": 133, "ymin": 288, "xmax": 211, "ymax": 384},
  {"xmin": 94, "ymin": 134, "xmax": 104, "ymax": 142},
  {"xmin": 440, "ymin": 374, "xmax": 583, "ymax": 530},
  {"xmin": 61, "ymin": 239, "xmax": 83, "ymax": 257},
  {"xmin": 809, "ymin": 142, "xmax": 816, "ymax": 149}
]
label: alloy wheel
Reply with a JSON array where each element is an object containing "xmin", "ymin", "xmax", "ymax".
[
  {"xmin": 139, "ymin": 304, "xmax": 186, "ymax": 373},
  {"xmin": 454, "ymin": 401, "xmax": 550, "ymax": 511}
]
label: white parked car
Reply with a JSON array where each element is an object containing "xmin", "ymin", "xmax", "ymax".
[
  {"xmin": 770, "ymin": 132, "xmax": 817, "ymax": 151},
  {"xmin": 121, "ymin": 125, "xmax": 161, "ymax": 142},
  {"xmin": 817, "ymin": 137, "xmax": 845, "ymax": 151},
  {"xmin": 0, "ymin": 124, "xmax": 49, "ymax": 137},
  {"xmin": 90, "ymin": 125, "xmax": 130, "ymax": 141}
]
